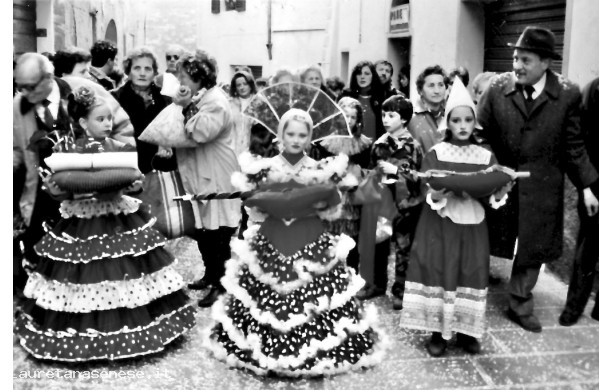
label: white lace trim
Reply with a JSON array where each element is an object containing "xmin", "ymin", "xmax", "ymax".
[
  {"xmin": 23, "ymin": 265, "xmax": 186, "ymax": 313},
  {"xmin": 432, "ymin": 143, "xmax": 491, "ymax": 165},
  {"xmin": 46, "ymin": 217, "xmax": 157, "ymax": 243},
  {"xmin": 60, "ymin": 196, "xmax": 141, "ymax": 219}
]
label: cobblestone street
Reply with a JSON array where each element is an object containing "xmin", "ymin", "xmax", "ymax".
[{"xmin": 13, "ymin": 238, "xmax": 599, "ymax": 390}]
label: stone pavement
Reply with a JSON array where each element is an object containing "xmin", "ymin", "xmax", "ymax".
[{"xmin": 13, "ymin": 238, "xmax": 599, "ymax": 390}]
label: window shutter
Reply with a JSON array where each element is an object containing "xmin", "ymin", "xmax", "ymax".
[{"xmin": 236, "ymin": 0, "xmax": 246, "ymax": 11}]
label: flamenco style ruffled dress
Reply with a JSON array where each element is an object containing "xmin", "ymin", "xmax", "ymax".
[
  {"xmin": 399, "ymin": 141, "xmax": 506, "ymax": 340},
  {"xmin": 204, "ymin": 153, "xmax": 388, "ymax": 377},
  {"xmin": 14, "ymin": 163, "xmax": 197, "ymax": 362}
]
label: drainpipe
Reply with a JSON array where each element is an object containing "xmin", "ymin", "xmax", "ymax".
[{"xmin": 266, "ymin": 0, "xmax": 272, "ymax": 60}]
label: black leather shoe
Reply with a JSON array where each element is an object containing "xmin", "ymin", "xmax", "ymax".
[
  {"xmin": 426, "ymin": 332, "xmax": 447, "ymax": 357},
  {"xmin": 507, "ymin": 310, "xmax": 542, "ymax": 333},
  {"xmin": 558, "ymin": 310, "xmax": 580, "ymax": 326},
  {"xmin": 198, "ymin": 286, "xmax": 224, "ymax": 308},
  {"xmin": 456, "ymin": 333, "xmax": 481, "ymax": 354},
  {"xmin": 188, "ymin": 277, "xmax": 210, "ymax": 290},
  {"xmin": 356, "ymin": 285, "xmax": 386, "ymax": 300}
]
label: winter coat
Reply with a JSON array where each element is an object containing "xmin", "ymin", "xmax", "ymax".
[
  {"xmin": 112, "ymin": 81, "xmax": 175, "ymax": 173},
  {"xmin": 174, "ymin": 86, "xmax": 241, "ymax": 230},
  {"xmin": 477, "ymin": 70, "xmax": 597, "ymax": 266}
]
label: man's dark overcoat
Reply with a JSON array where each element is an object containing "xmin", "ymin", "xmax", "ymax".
[{"xmin": 477, "ymin": 70, "xmax": 597, "ymax": 266}]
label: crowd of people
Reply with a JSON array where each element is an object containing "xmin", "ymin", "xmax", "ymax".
[{"xmin": 12, "ymin": 25, "xmax": 598, "ymax": 376}]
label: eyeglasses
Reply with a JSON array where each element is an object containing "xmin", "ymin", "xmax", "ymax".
[
  {"xmin": 166, "ymin": 55, "xmax": 180, "ymax": 61},
  {"xmin": 16, "ymin": 73, "xmax": 52, "ymax": 93}
]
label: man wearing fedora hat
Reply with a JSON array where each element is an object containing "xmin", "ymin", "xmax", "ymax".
[{"xmin": 477, "ymin": 26, "xmax": 598, "ymax": 332}]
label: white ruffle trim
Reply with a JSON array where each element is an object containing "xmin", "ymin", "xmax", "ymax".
[
  {"xmin": 19, "ymin": 303, "xmax": 195, "ymax": 338},
  {"xmin": 35, "ymin": 241, "xmax": 166, "ymax": 263},
  {"xmin": 60, "ymin": 196, "xmax": 141, "ymax": 219},
  {"xmin": 233, "ymin": 153, "xmax": 351, "ymax": 190},
  {"xmin": 205, "ymin": 300, "xmax": 387, "ymax": 374},
  {"xmin": 45, "ymin": 217, "xmax": 157, "ymax": 243},
  {"xmin": 23, "ymin": 265, "xmax": 186, "ymax": 313},
  {"xmin": 221, "ymin": 259, "xmax": 365, "ymax": 331},
  {"xmin": 426, "ymin": 192, "xmax": 448, "ymax": 211},
  {"xmin": 230, "ymin": 234, "xmax": 355, "ymax": 294}
]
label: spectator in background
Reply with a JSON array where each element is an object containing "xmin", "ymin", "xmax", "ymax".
[
  {"xmin": 408, "ymin": 64, "xmax": 449, "ymax": 152},
  {"xmin": 154, "ymin": 44, "xmax": 185, "ymax": 89},
  {"xmin": 375, "ymin": 59, "xmax": 404, "ymax": 100},
  {"xmin": 559, "ymin": 77, "xmax": 599, "ymax": 326},
  {"xmin": 52, "ymin": 48, "xmax": 92, "ymax": 78},
  {"xmin": 398, "ymin": 65, "xmax": 411, "ymax": 97},
  {"xmin": 299, "ymin": 65, "xmax": 334, "ymax": 99},
  {"xmin": 270, "ymin": 68, "xmax": 297, "ymax": 85},
  {"xmin": 448, "ymin": 66, "xmax": 470, "ymax": 89},
  {"xmin": 112, "ymin": 47, "xmax": 175, "ymax": 174},
  {"xmin": 228, "ymin": 70, "xmax": 257, "ymax": 156},
  {"xmin": 338, "ymin": 61, "xmax": 385, "ymax": 139},
  {"xmin": 325, "ymin": 76, "xmax": 345, "ymax": 100},
  {"xmin": 472, "ymin": 71, "xmax": 496, "ymax": 105},
  {"xmin": 89, "ymin": 40, "xmax": 118, "ymax": 91},
  {"xmin": 255, "ymin": 77, "xmax": 268, "ymax": 91}
]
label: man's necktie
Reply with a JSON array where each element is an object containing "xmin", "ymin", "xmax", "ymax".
[
  {"xmin": 42, "ymin": 99, "xmax": 54, "ymax": 129},
  {"xmin": 524, "ymin": 85, "xmax": 535, "ymax": 102}
]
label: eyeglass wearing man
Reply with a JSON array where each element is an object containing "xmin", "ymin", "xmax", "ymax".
[
  {"xmin": 15, "ymin": 62, "xmax": 54, "ymax": 106},
  {"xmin": 154, "ymin": 44, "xmax": 185, "ymax": 89}
]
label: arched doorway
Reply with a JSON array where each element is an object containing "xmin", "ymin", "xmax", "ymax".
[{"xmin": 105, "ymin": 19, "xmax": 117, "ymax": 44}]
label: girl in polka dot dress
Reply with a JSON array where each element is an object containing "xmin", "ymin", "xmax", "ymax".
[
  {"xmin": 203, "ymin": 109, "xmax": 388, "ymax": 376},
  {"xmin": 14, "ymin": 86, "xmax": 197, "ymax": 362}
]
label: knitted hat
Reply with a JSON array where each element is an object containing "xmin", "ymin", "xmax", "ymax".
[{"xmin": 438, "ymin": 76, "xmax": 482, "ymax": 132}]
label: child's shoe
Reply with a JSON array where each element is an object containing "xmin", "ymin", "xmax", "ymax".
[
  {"xmin": 456, "ymin": 333, "xmax": 481, "ymax": 354},
  {"xmin": 426, "ymin": 332, "xmax": 447, "ymax": 357}
]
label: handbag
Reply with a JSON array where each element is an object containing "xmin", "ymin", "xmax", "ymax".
[
  {"xmin": 350, "ymin": 170, "xmax": 383, "ymax": 205},
  {"xmin": 136, "ymin": 170, "xmax": 203, "ymax": 238}
]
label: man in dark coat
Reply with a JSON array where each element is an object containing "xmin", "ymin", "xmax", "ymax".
[
  {"xmin": 559, "ymin": 77, "xmax": 599, "ymax": 326},
  {"xmin": 477, "ymin": 27, "xmax": 598, "ymax": 332}
]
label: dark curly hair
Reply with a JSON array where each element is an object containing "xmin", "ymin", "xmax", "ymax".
[
  {"xmin": 415, "ymin": 64, "xmax": 449, "ymax": 92},
  {"xmin": 90, "ymin": 40, "xmax": 118, "ymax": 67},
  {"xmin": 348, "ymin": 60, "xmax": 384, "ymax": 95},
  {"xmin": 53, "ymin": 48, "xmax": 91, "ymax": 77},
  {"xmin": 177, "ymin": 50, "xmax": 218, "ymax": 89},
  {"xmin": 229, "ymin": 71, "xmax": 256, "ymax": 98}
]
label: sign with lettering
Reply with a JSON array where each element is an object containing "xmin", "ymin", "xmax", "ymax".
[{"xmin": 389, "ymin": 4, "xmax": 410, "ymax": 32}]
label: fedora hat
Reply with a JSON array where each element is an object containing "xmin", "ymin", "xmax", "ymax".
[{"xmin": 508, "ymin": 26, "xmax": 562, "ymax": 60}]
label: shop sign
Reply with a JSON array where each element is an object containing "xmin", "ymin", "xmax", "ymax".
[{"xmin": 389, "ymin": 4, "xmax": 409, "ymax": 32}]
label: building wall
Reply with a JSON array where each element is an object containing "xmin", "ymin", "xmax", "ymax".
[
  {"xmin": 563, "ymin": 0, "xmax": 598, "ymax": 87},
  {"xmin": 197, "ymin": 0, "xmax": 333, "ymax": 84},
  {"xmin": 32, "ymin": 0, "xmax": 145, "ymax": 59}
]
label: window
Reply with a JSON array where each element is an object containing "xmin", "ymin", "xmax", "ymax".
[
  {"xmin": 212, "ymin": 0, "xmax": 220, "ymax": 14},
  {"xmin": 230, "ymin": 65, "xmax": 262, "ymax": 79}
]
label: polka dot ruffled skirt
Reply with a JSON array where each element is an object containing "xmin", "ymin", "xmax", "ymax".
[{"xmin": 14, "ymin": 194, "xmax": 197, "ymax": 362}]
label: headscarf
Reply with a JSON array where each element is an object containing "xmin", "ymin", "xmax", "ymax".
[{"xmin": 277, "ymin": 108, "xmax": 314, "ymax": 142}]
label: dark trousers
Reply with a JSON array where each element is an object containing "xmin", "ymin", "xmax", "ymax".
[
  {"xmin": 508, "ymin": 262, "xmax": 542, "ymax": 316},
  {"xmin": 192, "ymin": 226, "xmax": 236, "ymax": 288},
  {"xmin": 346, "ymin": 235, "xmax": 360, "ymax": 272},
  {"xmin": 373, "ymin": 204, "xmax": 421, "ymax": 298},
  {"xmin": 563, "ymin": 193, "xmax": 599, "ymax": 318}
]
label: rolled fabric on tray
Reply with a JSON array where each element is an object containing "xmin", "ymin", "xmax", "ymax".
[
  {"xmin": 45, "ymin": 152, "xmax": 139, "ymax": 171},
  {"xmin": 50, "ymin": 168, "xmax": 143, "ymax": 193},
  {"xmin": 426, "ymin": 170, "xmax": 512, "ymax": 198}
]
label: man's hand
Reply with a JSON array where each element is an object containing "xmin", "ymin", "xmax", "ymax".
[{"xmin": 583, "ymin": 187, "xmax": 599, "ymax": 216}]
